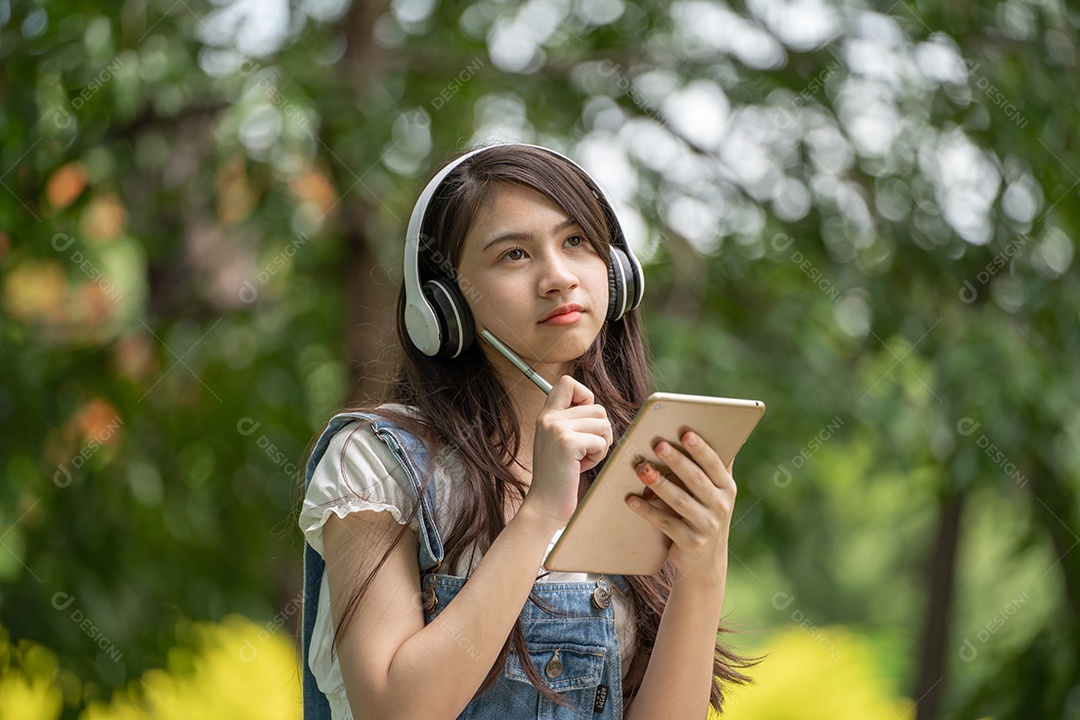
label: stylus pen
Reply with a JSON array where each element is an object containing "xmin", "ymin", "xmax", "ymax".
[{"xmin": 480, "ymin": 329, "xmax": 553, "ymax": 394}]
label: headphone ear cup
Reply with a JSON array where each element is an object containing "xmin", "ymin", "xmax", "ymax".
[
  {"xmin": 624, "ymin": 241, "xmax": 645, "ymax": 311},
  {"xmin": 423, "ymin": 278, "xmax": 475, "ymax": 358},
  {"xmin": 606, "ymin": 246, "xmax": 635, "ymax": 321}
]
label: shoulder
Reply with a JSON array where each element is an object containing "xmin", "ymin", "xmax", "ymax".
[
  {"xmin": 314, "ymin": 403, "xmax": 423, "ymax": 455},
  {"xmin": 315, "ymin": 408, "xmax": 413, "ymax": 485},
  {"xmin": 300, "ymin": 405, "xmax": 429, "ymax": 555},
  {"xmin": 309, "ymin": 402, "xmax": 448, "ymax": 494}
]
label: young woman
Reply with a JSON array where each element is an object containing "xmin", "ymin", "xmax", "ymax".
[{"xmin": 299, "ymin": 144, "xmax": 752, "ymax": 720}]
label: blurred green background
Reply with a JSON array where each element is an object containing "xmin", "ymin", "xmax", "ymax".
[{"xmin": 1, "ymin": 0, "xmax": 1078, "ymax": 718}]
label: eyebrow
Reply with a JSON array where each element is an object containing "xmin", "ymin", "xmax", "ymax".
[{"xmin": 481, "ymin": 218, "xmax": 580, "ymax": 254}]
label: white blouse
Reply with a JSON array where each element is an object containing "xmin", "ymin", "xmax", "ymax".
[{"xmin": 299, "ymin": 406, "xmax": 638, "ymax": 719}]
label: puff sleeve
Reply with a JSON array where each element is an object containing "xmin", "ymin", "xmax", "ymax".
[{"xmin": 299, "ymin": 420, "xmax": 422, "ymax": 559}]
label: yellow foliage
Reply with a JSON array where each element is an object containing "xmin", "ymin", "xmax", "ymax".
[
  {"xmin": 0, "ymin": 619, "xmax": 922, "ymax": 720},
  {"xmin": 0, "ymin": 630, "xmax": 64, "ymax": 720},
  {"xmin": 80, "ymin": 615, "xmax": 301, "ymax": 720},
  {"xmin": 0, "ymin": 674, "xmax": 63, "ymax": 720},
  {"xmin": 709, "ymin": 626, "xmax": 914, "ymax": 720}
]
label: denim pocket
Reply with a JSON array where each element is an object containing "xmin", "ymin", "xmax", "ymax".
[{"xmin": 503, "ymin": 641, "xmax": 607, "ymax": 693}]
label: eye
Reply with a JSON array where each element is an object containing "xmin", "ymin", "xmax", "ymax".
[
  {"xmin": 565, "ymin": 235, "xmax": 585, "ymax": 248},
  {"xmin": 502, "ymin": 247, "xmax": 526, "ymax": 261}
]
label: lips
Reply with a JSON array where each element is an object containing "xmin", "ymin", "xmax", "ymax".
[{"xmin": 540, "ymin": 303, "xmax": 584, "ymax": 323}]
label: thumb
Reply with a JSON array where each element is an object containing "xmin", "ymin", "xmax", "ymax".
[
  {"xmin": 546, "ymin": 375, "xmax": 578, "ymax": 411},
  {"xmin": 552, "ymin": 375, "xmax": 595, "ymax": 409}
]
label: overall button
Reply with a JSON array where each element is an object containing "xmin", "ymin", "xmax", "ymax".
[
  {"xmin": 422, "ymin": 587, "xmax": 439, "ymax": 613},
  {"xmin": 545, "ymin": 649, "xmax": 563, "ymax": 679},
  {"xmin": 591, "ymin": 577, "xmax": 612, "ymax": 610}
]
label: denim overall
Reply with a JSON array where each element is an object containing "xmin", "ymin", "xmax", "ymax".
[{"xmin": 302, "ymin": 411, "xmax": 631, "ymax": 720}]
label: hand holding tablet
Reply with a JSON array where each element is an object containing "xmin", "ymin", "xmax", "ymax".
[
  {"xmin": 543, "ymin": 392, "xmax": 764, "ymax": 574},
  {"xmin": 480, "ymin": 330, "xmax": 765, "ymax": 576}
]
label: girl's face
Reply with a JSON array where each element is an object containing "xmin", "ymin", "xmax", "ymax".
[{"xmin": 456, "ymin": 182, "xmax": 610, "ymax": 367}]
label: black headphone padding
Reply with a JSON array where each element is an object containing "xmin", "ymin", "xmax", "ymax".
[
  {"xmin": 423, "ymin": 278, "xmax": 474, "ymax": 359},
  {"xmin": 607, "ymin": 246, "xmax": 633, "ymax": 322}
]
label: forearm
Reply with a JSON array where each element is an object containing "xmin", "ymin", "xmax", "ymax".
[
  {"xmin": 378, "ymin": 502, "xmax": 560, "ymax": 720},
  {"xmin": 625, "ymin": 572, "xmax": 728, "ymax": 720}
]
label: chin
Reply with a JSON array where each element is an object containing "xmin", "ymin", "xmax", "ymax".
[{"xmin": 535, "ymin": 329, "xmax": 600, "ymax": 363}]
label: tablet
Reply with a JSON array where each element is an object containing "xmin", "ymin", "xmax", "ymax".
[{"xmin": 542, "ymin": 392, "xmax": 765, "ymax": 576}]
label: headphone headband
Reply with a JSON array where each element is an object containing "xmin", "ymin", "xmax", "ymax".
[{"xmin": 403, "ymin": 143, "xmax": 644, "ymax": 357}]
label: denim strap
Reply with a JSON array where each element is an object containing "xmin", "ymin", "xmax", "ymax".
[{"xmin": 302, "ymin": 411, "xmax": 443, "ymax": 720}]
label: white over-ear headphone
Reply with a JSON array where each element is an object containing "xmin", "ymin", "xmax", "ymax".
[{"xmin": 403, "ymin": 143, "xmax": 645, "ymax": 358}]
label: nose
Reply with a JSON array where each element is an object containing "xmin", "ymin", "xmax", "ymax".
[{"xmin": 537, "ymin": 250, "xmax": 579, "ymax": 296}]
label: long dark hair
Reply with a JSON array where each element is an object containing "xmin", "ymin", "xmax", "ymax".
[{"xmin": 317, "ymin": 144, "xmax": 754, "ymax": 712}]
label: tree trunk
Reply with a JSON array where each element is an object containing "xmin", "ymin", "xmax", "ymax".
[
  {"xmin": 343, "ymin": 203, "xmax": 396, "ymax": 405},
  {"xmin": 913, "ymin": 490, "xmax": 965, "ymax": 720},
  {"xmin": 339, "ymin": 0, "xmax": 395, "ymax": 406},
  {"xmin": 1028, "ymin": 455, "xmax": 1080, "ymax": 624}
]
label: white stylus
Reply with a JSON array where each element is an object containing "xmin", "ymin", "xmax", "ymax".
[{"xmin": 480, "ymin": 329, "xmax": 554, "ymax": 394}]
